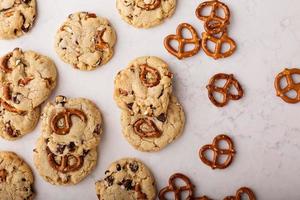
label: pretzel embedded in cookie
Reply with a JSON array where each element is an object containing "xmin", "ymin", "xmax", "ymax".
[
  {"xmin": 139, "ymin": 64, "xmax": 161, "ymax": 87},
  {"xmin": 199, "ymin": 134, "xmax": 235, "ymax": 169},
  {"xmin": 206, "ymin": 73, "xmax": 243, "ymax": 107},
  {"xmin": 0, "ymin": 52, "xmax": 13, "ymax": 73},
  {"xmin": 223, "ymin": 187, "xmax": 256, "ymax": 200},
  {"xmin": 95, "ymin": 28, "xmax": 109, "ymax": 50},
  {"xmin": 0, "ymin": 169, "xmax": 7, "ymax": 182},
  {"xmin": 133, "ymin": 118, "xmax": 161, "ymax": 138},
  {"xmin": 51, "ymin": 109, "xmax": 87, "ymax": 135},
  {"xmin": 137, "ymin": 0, "xmax": 161, "ymax": 11},
  {"xmin": 274, "ymin": 68, "xmax": 300, "ymax": 104},
  {"xmin": 164, "ymin": 23, "xmax": 201, "ymax": 60}
]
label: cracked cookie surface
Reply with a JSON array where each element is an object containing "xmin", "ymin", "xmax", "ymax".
[
  {"xmin": 0, "ymin": 48, "xmax": 57, "ymax": 111},
  {"xmin": 116, "ymin": 0, "xmax": 176, "ymax": 28},
  {"xmin": 0, "ymin": 151, "xmax": 35, "ymax": 200},
  {"xmin": 95, "ymin": 158, "xmax": 156, "ymax": 200},
  {"xmin": 0, "ymin": 0, "xmax": 36, "ymax": 39},
  {"xmin": 114, "ymin": 56, "xmax": 173, "ymax": 117},
  {"xmin": 121, "ymin": 95, "xmax": 185, "ymax": 152},
  {"xmin": 41, "ymin": 96, "xmax": 103, "ymax": 155},
  {"xmin": 33, "ymin": 136, "xmax": 98, "ymax": 185},
  {"xmin": 55, "ymin": 12, "xmax": 117, "ymax": 71}
]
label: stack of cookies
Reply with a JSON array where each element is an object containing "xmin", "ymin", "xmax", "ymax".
[
  {"xmin": 33, "ymin": 96, "xmax": 103, "ymax": 185},
  {"xmin": 114, "ymin": 56, "xmax": 185, "ymax": 152},
  {"xmin": 0, "ymin": 48, "xmax": 57, "ymax": 140}
]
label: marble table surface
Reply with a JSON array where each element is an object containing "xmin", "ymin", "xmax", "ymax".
[{"xmin": 1, "ymin": 0, "xmax": 300, "ymax": 199}]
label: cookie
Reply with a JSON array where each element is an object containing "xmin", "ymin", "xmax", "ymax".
[
  {"xmin": 114, "ymin": 56, "xmax": 173, "ymax": 117},
  {"xmin": 33, "ymin": 136, "xmax": 98, "ymax": 185},
  {"xmin": 116, "ymin": 0, "xmax": 176, "ymax": 28},
  {"xmin": 41, "ymin": 96, "xmax": 103, "ymax": 154},
  {"xmin": 95, "ymin": 158, "xmax": 156, "ymax": 200},
  {"xmin": 0, "ymin": 101, "xmax": 40, "ymax": 140},
  {"xmin": 121, "ymin": 95, "xmax": 185, "ymax": 152},
  {"xmin": 0, "ymin": 0, "xmax": 36, "ymax": 39},
  {"xmin": 0, "ymin": 48, "xmax": 57, "ymax": 111},
  {"xmin": 0, "ymin": 151, "xmax": 34, "ymax": 200},
  {"xmin": 54, "ymin": 12, "xmax": 117, "ymax": 71}
]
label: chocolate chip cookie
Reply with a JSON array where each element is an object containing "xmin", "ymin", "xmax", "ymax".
[
  {"xmin": 55, "ymin": 12, "xmax": 117, "ymax": 71},
  {"xmin": 116, "ymin": 0, "xmax": 176, "ymax": 28},
  {"xmin": 0, "ymin": 48, "xmax": 57, "ymax": 111},
  {"xmin": 0, "ymin": 0, "xmax": 36, "ymax": 39},
  {"xmin": 95, "ymin": 158, "xmax": 156, "ymax": 200},
  {"xmin": 0, "ymin": 151, "xmax": 35, "ymax": 200},
  {"xmin": 114, "ymin": 56, "xmax": 173, "ymax": 117},
  {"xmin": 121, "ymin": 95, "xmax": 185, "ymax": 152}
]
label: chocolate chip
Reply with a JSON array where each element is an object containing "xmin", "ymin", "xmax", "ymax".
[
  {"xmin": 56, "ymin": 144, "xmax": 66, "ymax": 154},
  {"xmin": 67, "ymin": 142, "xmax": 76, "ymax": 152},
  {"xmin": 127, "ymin": 103, "xmax": 133, "ymax": 110},
  {"xmin": 116, "ymin": 164, "xmax": 121, "ymax": 171},
  {"xmin": 93, "ymin": 124, "xmax": 101, "ymax": 135},
  {"xmin": 122, "ymin": 179, "xmax": 134, "ymax": 190},
  {"xmin": 157, "ymin": 113, "xmax": 167, "ymax": 122},
  {"xmin": 129, "ymin": 162, "xmax": 139, "ymax": 173},
  {"xmin": 22, "ymin": 178, "xmax": 26, "ymax": 181},
  {"xmin": 104, "ymin": 170, "xmax": 110, "ymax": 175},
  {"xmin": 83, "ymin": 149, "xmax": 90, "ymax": 157},
  {"xmin": 104, "ymin": 175, "xmax": 114, "ymax": 186}
]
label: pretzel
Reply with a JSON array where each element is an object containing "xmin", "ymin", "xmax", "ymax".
[
  {"xmin": 0, "ymin": 52, "xmax": 13, "ymax": 73},
  {"xmin": 274, "ymin": 68, "xmax": 300, "ymax": 104},
  {"xmin": 164, "ymin": 23, "xmax": 201, "ymax": 60},
  {"xmin": 195, "ymin": 0, "xmax": 230, "ymax": 35},
  {"xmin": 46, "ymin": 147, "xmax": 83, "ymax": 173},
  {"xmin": 206, "ymin": 73, "xmax": 243, "ymax": 107},
  {"xmin": 223, "ymin": 187, "xmax": 256, "ymax": 200},
  {"xmin": 199, "ymin": 134, "xmax": 235, "ymax": 169},
  {"xmin": 137, "ymin": 0, "xmax": 161, "ymax": 11},
  {"xmin": 95, "ymin": 28, "xmax": 109, "ymax": 50},
  {"xmin": 51, "ymin": 109, "xmax": 87, "ymax": 135},
  {"xmin": 133, "ymin": 118, "xmax": 162, "ymax": 138},
  {"xmin": 18, "ymin": 77, "xmax": 34, "ymax": 86},
  {"xmin": 0, "ymin": 169, "xmax": 7, "ymax": 182},
  {"xmin": 202, "ymin": 31, "xmax": 236, "ymax": 60},
  {"xmin": 139, "ymin": 64, "xmax": 161, "ymax": 87},
  {"xmin": 135, "ymin": 184, "xmax": 147, "ymax": 200}
]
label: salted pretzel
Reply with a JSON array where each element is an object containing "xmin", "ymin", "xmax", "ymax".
[
  {"xmin": 223, "ymin": 187, "xmax": 256, "ymax": 200},
  {"xmin": 139, "ymin": 64, "xmax": 161, "ymax": 87},
  {"xmin": 206, "ymin": 73, "xmax": 243, "ymax": 107},
  {"xmin": 199, "ymin": 134, "xmax": 235, "ymax": 169},
  {"xmin": 274, "ymin": 68, "xmax": 300, "ymax": 104},
  {"xmin": 196, "ymin": 0, "xmax": 230, "ymax": 35},
  {"xmin": 133, "ymin": 118, "xmax": 162, "ymax": 138},
  {"xmin": 164, "ymin": 23, "xmax": 201, "ymax": 60},
  {"xmin": 51, "ymin": 108, "xmax": 87, "ymax": 135},
  {"xmin": 137, "ymin": 0, "xmax": 161, "ymax": 11},
  {"xmin": 202, "ymin": 31, "xmax": 236, "ymax": 60}
]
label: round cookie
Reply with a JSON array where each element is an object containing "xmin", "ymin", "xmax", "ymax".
[
  {"xmin": 121, "ymin": 95, "xmax": 185, "ymax": 152},
  {"xmin": 41, "ymin": 96, "xmax": 103, "ymax": 154},
  {"xmin": 0, "ymin": 101, "xmax": 40, "ymax": 140},
  {"xmin": 114, "ymin": 56, "xmax": 173, "ymax": 117},
  {"xmin": 116, "ymin": 0, "xmax": 176, "ymax": 28},
  {"xmin": 55, "ymin": 12, "xmax": 117, "ymax": 71},
  {"xmin": 0, "ymin": 0, "xmax": 36, "ymax": 39},
  {"xmin": 0, "ymin": 48, "xmax": 57, "ymax": 111},
  {"xmin": 95, "ymin": 158, "xmax": 156, "ymax": 200},
  {"xmin": 0, "ymin": 151, "xmax": 34, "ymax": 200},
  {"xmin": 33, "ymin": 136, "xmax": 98, "ymax": 185}
]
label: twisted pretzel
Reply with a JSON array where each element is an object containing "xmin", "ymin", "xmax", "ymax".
[
  {"xmin": 199, "ymin": 134, "xmax": 235, "ymax": 169},
  {"xmin": 164, "ymin": 23, "xmax": 201, "ymax": 60},
  {"xmin": 202, "ymin": 31, "xmax": 236, "ymax": 60},
  {"xmin": 223, "ymin": 187, "xmax": 256, "ymax": 200},
  {"xmin": 133, "ymin": 118, "xmax": 161, "ymax": 138},
  {"xmin": 139, "ymin": 64, "xmax": 161, "ymax": 88},
  {"xmin": 196, "ymin": 0, "xmax": 230, "ymax": 35},
  {"xmin": 274, "ymin": 68, "xmax": 300, "ymax": 104},
  {"xmin": 206, "ymin": 73, "xmax": 243, "ymax": 107},
  {"xmin": 51, "ymin": 109, "xmax": 87, "ymax": 135},
  {"xmin": 137, "ymin": 0, "xmax": 161, "ymax": 11},
  {"xmin": 0, "ymin": 99, "xmax": 24, "ymax": 115}
]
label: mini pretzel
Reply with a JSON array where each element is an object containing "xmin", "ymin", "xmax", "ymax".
[
  {"xmin": 133, "ymin": 118, "xmax": 162, "ymax": 138},
  {"xmin": 0, "ymin": 99, "xmax": 24, "ymax": 115},
  {"xmin": 95, "ymin": 28, "xmax": 109, "ymax": 50},
  {"xmin": 46, "ymin": 147, "xmax": 83, "ymax": 173},
  {"xmin": 137, "ymin": 0, "xmax": 161, "ymax": 11},
  {"xmin": 164, "ymin": 23, "xmax": 201, "ymax": 60},
  {"xmin": 206, "ymin": 73, "xmax": 243, "ymax": 107},
  {"xmin": 274, "ymin": 68, "xmax": 300, "ymax": 104},
  {"xmin": 139, "ymin": 64, "xmax": 161, "ymax": 87},
  {"xmin": 0, "ymin": 52, "xmax": 13, "ymax": 73},
  {"xmin": 199, "ymin": 134, "xmax": 235, "ymax": 169},
  {"xmin": 196, "ymin": 0, "xmax": 230, "ymax": 35},
  {"xmin": 202, "ymin": 31, "xmax": 236, "ymax": 60},
  {"xmin": 51, "ymin": 109, "xmax": 87, "ymax": 135},
  {"xmin": 223, "ymin": 187, "xmax": 256, "ymax": 200}
]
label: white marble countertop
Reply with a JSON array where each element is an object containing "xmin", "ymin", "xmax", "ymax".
[{"xmin": 1, "ymin": 0, "xmax": 300, "ymax": 199}]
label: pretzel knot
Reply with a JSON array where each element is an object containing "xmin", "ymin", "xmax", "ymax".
[
  {"xmin": 274, "ymin": 68, "xmax": 300, "ymax": 104},
  {"xmin": 199, "ymin": 134, "xmax": 235, "ymax": 169},
  {"xmin": 195, "ymin": 0, "xmax": 230, "ymax": 35},
  {"xmin": 139, "ymin": 64, "xmax": 161, "ymax": 87},
  {"xmin": 206, "ymin": 73, "xmax": 243, "ymax": 107},
  {"xmin": 133, "ymin": 118, "xmax": 162, "ymax": 138},
  {"xmin": 137, "ymin": 0, "xmax": 161, "ymax": 11},
  {"xmin": 164, "ymin": 23, "xmax": 201, "ymax": 60},
  {"xmin": 46, "ymin": 147, "xmax": 84, "ymax": 173},
  {"xmin": 202, "ymin": 31, "xmax": 236, "ymax": 60},
  {"xmin": 51, "ymin": 109, "xmax": 87, "ymax": 135},
  {"xmin": 223, "ymin": 187, "xmax": 256, "ymax": 200}
]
